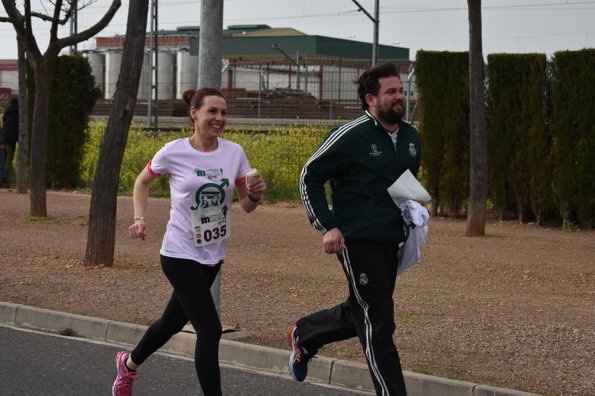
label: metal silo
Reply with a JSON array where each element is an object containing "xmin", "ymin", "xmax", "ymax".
[
  {"xmin": 104, "ymin": 51, "xmax": 122, "ymax": 99},
  {"xmin": 176, "ymin": 49, "xmax": 198, "ymax": 99},
  {"xmin": 157, "ymin": 51, "xmax": 175, "ymax": 100},
  {"xmin": 85, "ymin": 52, "xmax": 105, "ymax": 94},
  {"xmin": 137, "ymin": 51, "xmax": 151, "ymax": 100}
]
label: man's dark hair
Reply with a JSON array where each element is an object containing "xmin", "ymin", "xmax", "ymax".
[{"xmin": 356, "ymin": 62, "xmax": 400, "ymax": 110}]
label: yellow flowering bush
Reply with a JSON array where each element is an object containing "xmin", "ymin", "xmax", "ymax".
[
  {"xmin": 225, "ymin": 126, "xmax": 327, "ymax": 200},
  {"xmin": 80, "ymin": 122, "xmax": 328, "ymax": 201}
]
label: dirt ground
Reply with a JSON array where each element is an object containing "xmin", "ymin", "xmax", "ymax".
[{"xmin": 0, "ymin": 189, "xmax": 593, "ymax": 395}]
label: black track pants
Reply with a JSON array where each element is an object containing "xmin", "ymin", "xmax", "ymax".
[
  {"xmin": 296, "ymin": 240, "xmax": 407, "ymax": 396},
  {"xmin": 131, "ymin": 255, "xmax": 222, "ymax": 396}
]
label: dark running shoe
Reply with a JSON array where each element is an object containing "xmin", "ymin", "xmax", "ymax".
[{"xmin": 287, "ymin": 326, "xmax": 313, "ymax": 382}]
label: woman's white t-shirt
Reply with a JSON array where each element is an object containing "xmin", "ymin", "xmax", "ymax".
[{"xmin": 148, "ymin": 137, "xmax": 251, "ymax": 265}]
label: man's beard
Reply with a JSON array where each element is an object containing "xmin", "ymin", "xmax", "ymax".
[{"xmin": 377, "ymin": 103, "xmax": 404, "ymax": 125}]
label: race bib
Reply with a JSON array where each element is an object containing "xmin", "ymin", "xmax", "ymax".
[{"xmin": 190, "ymin": 204, "xmax": 231, "ymax": 247}]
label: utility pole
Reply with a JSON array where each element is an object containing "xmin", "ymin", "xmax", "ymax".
[
  {"xmin": 69, "ymin": 0, "xmax": 78, "ymax": 54},
  {"xmin": 148, "ymin": 0, "xmax": 159, "ymax": 129},
  {"xmin": 198, "ymin": 0, "xmax": 224, "ymax": 315},
  {"xmin": 197, "ymin": 0, "xmax": 224, "ymax": 89},
  {"xmin": 272, "ymin": 43, "xmax": 300, "ymax": 90},
  {"xmin": 352, "ymin": 0, "xmax": 379, "ymax": 65}
]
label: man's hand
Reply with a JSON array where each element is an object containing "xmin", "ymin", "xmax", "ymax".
[{"xmin": 323, "ymin": 228, "xmax": 346, "ymax": 254}]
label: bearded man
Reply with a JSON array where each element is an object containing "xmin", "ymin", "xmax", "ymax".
[{"xmin": 288, "ymin": 62, "xmax": 422, "ymax": 396}]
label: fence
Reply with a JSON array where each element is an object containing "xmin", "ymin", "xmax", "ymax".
[{"xmin": 91, "ymin": 61, "xmax": 417, "ymax": 123}]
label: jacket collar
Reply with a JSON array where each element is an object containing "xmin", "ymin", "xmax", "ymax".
[{"xmin": 365, "ymin": 110, "xmax": 401, "ymax": 134}]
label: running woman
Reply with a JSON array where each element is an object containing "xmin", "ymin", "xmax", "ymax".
[{"xmin": 112, "ymin": 87, "xmax": 266, "ymax": 396}]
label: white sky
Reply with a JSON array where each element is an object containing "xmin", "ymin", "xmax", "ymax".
[{"xmin": 0, "ymin": 0, "xmax": 594, "ymax": 60}]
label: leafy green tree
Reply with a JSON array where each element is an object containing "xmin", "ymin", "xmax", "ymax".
[
  {"xmin": 416, "ymin": 51, "xmax": 469, "ymax": 217},
  {"xmin": 550, "ymin": 49, "xmax": 595, "ymax": 228},
  {"xmin": 525, "ymin": 55, "xmax": 552, "ymax": 225},
  {"xmin": 415, "ymin": 51, "xmax": 446, "ymax": 216},
  {"xmin": 486, "ymin": 56, "xmax": 516, "ymax": 219},
  {"xmin": 486, "ymin": 54, "xmax": 549, "ymax": 223},
  {"xmin": 47, "ymin": 55, "xmax": 100, "ymax": 188}
]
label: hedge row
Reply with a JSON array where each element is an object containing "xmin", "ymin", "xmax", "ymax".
[{"xmin": 415, "ymin": 49, "xmax": 594, "ymax": 228}]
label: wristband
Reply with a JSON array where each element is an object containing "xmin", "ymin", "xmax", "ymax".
[
  {"xmin": 133, "ymin": 216, "xmax": 146, "ymax": 222},
  {"xmin": 247, "ymin": 193, "xmax": 261, "ymax": 203}
]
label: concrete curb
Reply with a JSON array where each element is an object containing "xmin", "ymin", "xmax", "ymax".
[{"xmin": 0, "ymin": 302, "xmax": 538, "ymax": 396}]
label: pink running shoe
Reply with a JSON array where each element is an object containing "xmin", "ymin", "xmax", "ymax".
[{"xmin": 112, "ymin": 351, "xmax": 138, "ymax": 396}]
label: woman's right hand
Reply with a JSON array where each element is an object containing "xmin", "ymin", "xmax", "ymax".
[{"xmin": 129, "ymin": 219, "xmax": 148, "ymax": 241}]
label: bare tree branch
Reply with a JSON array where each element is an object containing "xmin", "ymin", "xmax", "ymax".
[
  {"xmin": 1, "ymin": 0, "xmax": 43, "ymax": 62},
  {"xmin": 30, "ymin": 10, "xmax": 70, "ymax": 25},
  {"xmin": 23, "ymin": 0, "xmax": 93, "ymax": 24},
  {"xmin": 55, "ymin": 0, "xmax": 121, "ymax": 50},
  {"xmin": 3, "ymin": 0, "xmax": 121, "ymax": 60},
  {"xmin": 1, "ymin": 0, "xmax": 26, "ymax": 36},
  {"xmin": 24, "ymin": 0, "xmax": 43, "ymax": 62},
  {"xmin": 49, "ymin": 0, "xmax": 63, "ymax": 41}
]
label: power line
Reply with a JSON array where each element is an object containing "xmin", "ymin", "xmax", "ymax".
[
  {"xmin": 381, "ymin": 0, "xmax": 595, "ymax": 11},
  {"xmin": 399, "ymin": 30, "xmax": 595, "ymax": 46}
]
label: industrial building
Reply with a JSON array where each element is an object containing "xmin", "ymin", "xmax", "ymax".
[
  {"xmin": 87, "ymin": 24, "xmax": 416, "ymax": 120},
  {"xmin": 1, "ymin": 24, "xmax": 417, "ymax": 121}
]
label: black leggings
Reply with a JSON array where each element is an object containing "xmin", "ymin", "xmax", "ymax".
[{"xmin": 131, "ymin": 255, "xmax": 222, "ymax": 396}]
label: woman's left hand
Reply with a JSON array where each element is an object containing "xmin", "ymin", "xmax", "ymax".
[{"xmin": 247, "ymin": 171, "xmax": 267, "ymax": 200}]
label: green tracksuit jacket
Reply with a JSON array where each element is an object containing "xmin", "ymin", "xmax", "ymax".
[{"xmin": 300, "ymin": 111, "xmax": 422, "ymax": 244}]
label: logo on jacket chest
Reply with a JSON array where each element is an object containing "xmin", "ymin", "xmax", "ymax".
[
  {"xmin": 408, "ymin": 143, "xmax": 417, "ymax": 157},
  {"xmin": 369, "ymin": 144, "xmax": 382, "ymax": 157},
  {"xmin": 359, "ymin": 273, "xmax": 369, "ymax": 286}
]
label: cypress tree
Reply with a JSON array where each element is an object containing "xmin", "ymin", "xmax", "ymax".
[
  {"xmin": 551, "ymin": 49, "xmax": 595, "ymax": 228},
  {"xmin": 487, "ymin": 54, "xmax": 549, "ymax": 223},
  {"xmin": 47, "ymin": 55, "xmax": 101, "ymax": 188},
  {"xmin": 416, "ymin": 50, "xmax": 446, "ymax": 216},
  {"xmin": 416, "ymin": 51, "xmax": 469, "ymax": 217},
  {"xmin": 525, "ymin": 54, "xmax": 552, "ymax": 225}
]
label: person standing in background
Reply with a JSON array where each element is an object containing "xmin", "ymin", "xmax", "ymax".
[
  {"xmin": 1, "ymin": 97, "xmax": 18, "ymax": 186},
  {"xmin": 0, "ymin": 117, "xmax": 6, "ymax": 188}
]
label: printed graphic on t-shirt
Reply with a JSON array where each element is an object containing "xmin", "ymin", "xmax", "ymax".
[
  {"xmin": 190, "ymin": 178, "xmax": 231, "ymax": 247},
  {"xmin": 191, "ymin": 178, "xmax": 229, "ymax": 209},
  {"xmin": 195, "ymin": 167, "xmax": 223, "ymax": 180}
]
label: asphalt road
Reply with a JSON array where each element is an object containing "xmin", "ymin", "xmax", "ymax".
[{"xmin": 0, "ymin": 325, "xmax": 371, "ymax": 395}]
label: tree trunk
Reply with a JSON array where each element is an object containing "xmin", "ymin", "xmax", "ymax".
[
  {"xmin": 16, "ymin": 37, "xmax": 29, "ymax": 194},
  {"xmin": 29, "ymin": 57, "xmax": 56, "ymax": 217},
  {"xmin": 466, "ymin": 0, "xmax": 488, "ymax": 236},
  {"xmin": 84, "ymin": 0, "xmax": 150, "ymax": 267}
]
